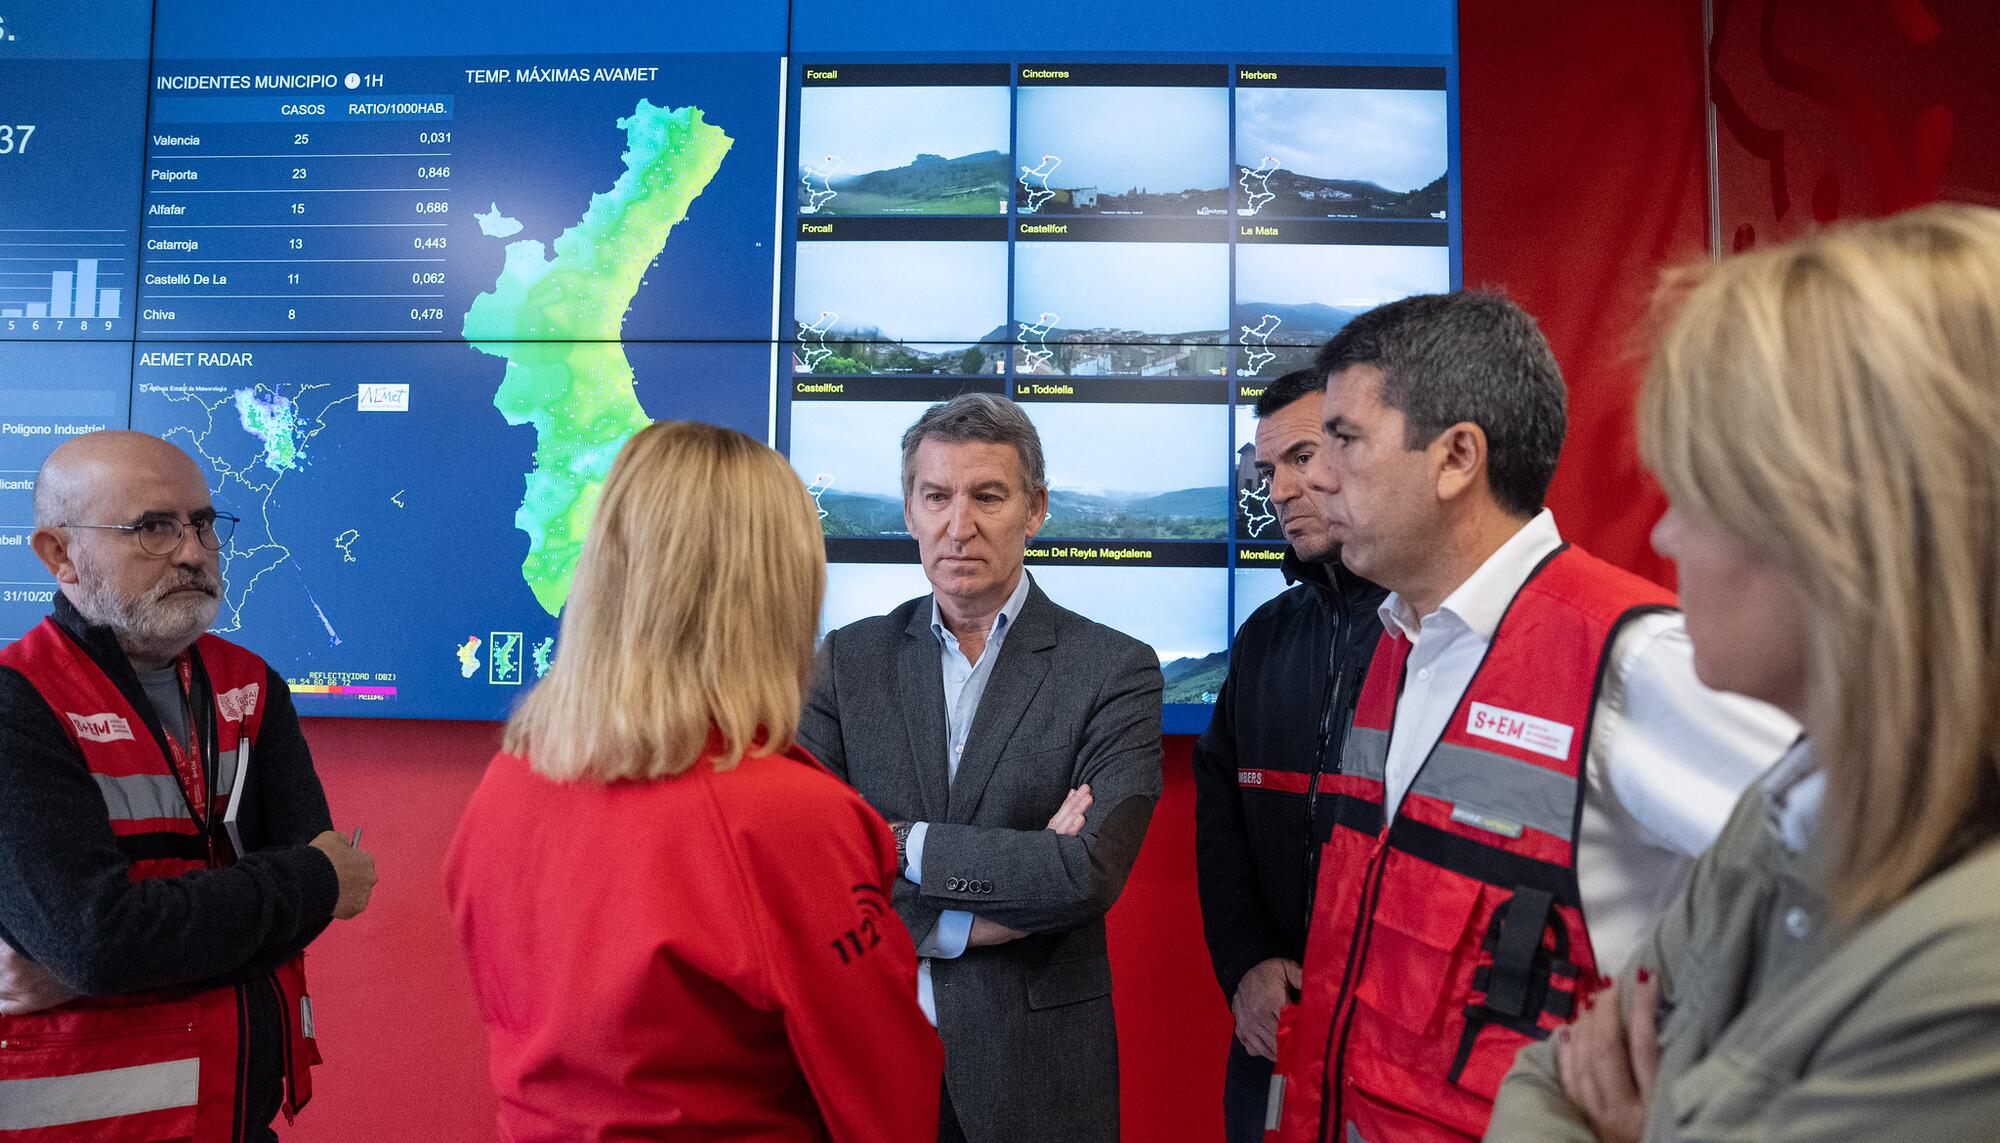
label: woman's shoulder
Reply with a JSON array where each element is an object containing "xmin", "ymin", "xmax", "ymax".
[
  {"xmin": 705, "ymin": 745, "xmax": 877, "ymax": 820},
  {"xmin": 1876, "ymin": 840, "xmax": 2000, "ymax": 951}
]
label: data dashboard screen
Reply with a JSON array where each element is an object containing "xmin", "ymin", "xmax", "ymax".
[{"xmin": 0, "ymin": 0, "xmax": 1457, "ymax": 730}]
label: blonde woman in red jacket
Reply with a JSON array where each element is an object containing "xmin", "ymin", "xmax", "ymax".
[{"xmin": 445, "ymin": 421, "xmax": 943, "ymax": 1142}]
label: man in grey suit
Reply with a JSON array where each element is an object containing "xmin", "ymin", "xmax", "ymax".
[{"xmin": 800, "ymin": 393, "xmax": 1163, "ymax": 1143}]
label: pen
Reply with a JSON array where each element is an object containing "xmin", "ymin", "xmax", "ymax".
[{"xmin": 350, "ymin": 826, "xmax": 363, "ymax": 848}]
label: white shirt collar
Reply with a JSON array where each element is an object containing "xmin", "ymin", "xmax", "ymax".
[
  {"xmin": 1763, "ymin": 738, "xmax": 1822, "ymax": 853},
  {"xmin": 930, "ymin": 569, "xmax": 1033, "ymax": 647},
  {"xmin": 1378, "ymin": 508, "xmax": 1564, "ymax": 642}
]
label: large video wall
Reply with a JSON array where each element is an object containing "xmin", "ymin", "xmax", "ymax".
[{"xmin": 0, "ymin": 0, "xmax": 1458, "ymax": 730}]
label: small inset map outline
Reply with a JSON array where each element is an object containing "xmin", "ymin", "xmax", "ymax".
[
  {"xmin": 1239, "ymin": 156, "xmax": 1279, "ymax": 216},
  {"xmin": 1239, "ymin": 478, "xmax": 1276, "ymax": 539},
  {"xmin": 1019, "ymin": 154, "xmax": 1062, "ymax": 214}
]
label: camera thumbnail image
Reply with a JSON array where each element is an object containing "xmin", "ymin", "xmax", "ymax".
[
  {"xmin": 797, "ymin": 85, "xmax": 1012, "ymax": 216},
  {"xmin": 1233, "ymin": 242, "xmax": 1451, "ymax": 376},
  {"xmin": 822, "ymin": 561, "xmax": 935, "ymax": 636},
  {"xmin": 1013, "ymin": 242, "xmax": 1229, "ymax": 377},
  {"xmin": 1231, "ymin": 402, "xmax": 1284, "ymax": 543},
  {"xmin": 789, "ymin": 399, "xmax": 934, "ymax": 537},
  {"xmin": 1232, "ymin": 564, "xmax": 1291, "ymax": 634},
  {"xmin": 1031, "ymin": 564, "xmax": 1228, "ymax": 703},
  {"xmin": 1014, "ymin": 86, "xmax": 1230, "ymax": 216},
  {"xmin": 1235, "ymin": 87, "xmax": 1448, "ymax": 220},
  {"xmin": 793, "ymin": 241, "xmax": 1011, "ymax": 376},
  {"xmin": 1026, "ymin": 401, "xmax": 1228, "ymax": 541}
]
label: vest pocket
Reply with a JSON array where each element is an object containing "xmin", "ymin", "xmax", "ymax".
[
  {"xmin": 0, "ymin": 999, "xmax": 203, "ymax": 1140},
  {"xmin": 1447, "ymin": 885, "xmax": 1578, "ymax": 1100},
  {"xmin": 1351, "ymin": 867, "xmax": 1484, "ymax": 1037}
]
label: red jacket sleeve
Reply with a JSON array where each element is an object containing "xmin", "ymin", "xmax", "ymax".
[{"xmin": 736, "ymin": 768, "xmax": 944, "ymax": 1143}]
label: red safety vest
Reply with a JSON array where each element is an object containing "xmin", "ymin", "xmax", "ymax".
[
  {"xmin": 0, "ymin": 619, "xmax": 319, "ymax": 1143},
  {"xmin": 1272, "ymin": 546, "xmax": 1674, "ymax": 1143}
]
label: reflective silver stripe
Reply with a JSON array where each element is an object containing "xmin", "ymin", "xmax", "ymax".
[
  {"xmin": 1407, "ymin": 741, "xmax": 1580, "ymax": 842},
  {"xmin": 1341, "ymin": 726, "xmax": 1389, "ymax": 783},
  {"xmin": 0, "ymin": 1058, "xmax": 199, "ymax": 1130},
  {"xmin": 1347, "ymin": 1123, "xmax": 1370, "ymax": 1143},
  {"xmin": 91, "ymin": 773, "xmax": 192, "ymax": 823},
  {"xmin": 214, "ymin": 746, "xmax": 241, "ymax": 803}
]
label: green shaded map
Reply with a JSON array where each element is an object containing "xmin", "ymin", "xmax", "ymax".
[{"xmin": 464, "ymin": 100, "xmax": 732, "ymax": 615}]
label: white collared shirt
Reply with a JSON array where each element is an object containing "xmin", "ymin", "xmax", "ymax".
[
  {"xmin": 1377, "ymin": 509, "xmax": 1799, "ymax": 972},
  {"xmin": 905, "ymin": 570, "xmax": 1033, "ymax": 1024}
]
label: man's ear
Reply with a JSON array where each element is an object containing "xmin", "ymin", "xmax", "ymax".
[
  {"xmin": 29, "ymin": 527, "xmax": 80, "ymax": 586},
  {"xmin": 1024, "ymin": 487, "xmax": 1049, "ymax": 541},
  {"xmin": 1431, "ymin": 422, "xmax": 1489, "ymax": 504}
]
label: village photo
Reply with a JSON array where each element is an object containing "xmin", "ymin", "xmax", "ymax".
[
  {"xmin": 1234, "ymin": 85, "xmax": 1448, "ymax": 220},
  {"xmin": 796, "ymin": 84, "xmax": 1013, "ymax": 216},
  {"xmin": 1013, "ymin": 241, "xmax": 1229, "ymax": 376},
  {"xmin": 1231, "ymin": 402, "xmax": 1282, "ymax": 541},
  {"xmin": 1014, "ymin": 85, "xmax": 1229, "ymax": 216},
  {"xmin": 1033, "ymin": 564, "xmax": 1230, "ymax": 704},
  {"xmin": 792, "ymin": 240, "xmax": 1011, "ymax": 375},
  {"xmin": 1025, "ymin": 401, "xmax": 1229, "ymax": 541}
]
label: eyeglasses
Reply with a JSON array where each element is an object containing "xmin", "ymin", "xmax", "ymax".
[{"xmin": 64, "ymin": 513, "xmax": 241, "ymax": 556}]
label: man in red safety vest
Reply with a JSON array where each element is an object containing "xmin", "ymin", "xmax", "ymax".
[
  {"xmin": 0, "ymin": 430, "xmax": 376, "ymax": 1142},
  {"xmin": 1268, "ymin": 292, "xmax": 1797, "ymax": 1142}
]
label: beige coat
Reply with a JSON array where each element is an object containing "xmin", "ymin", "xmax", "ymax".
[{"xmin": 1488, "ymin": 764, "xmax": 2000, "ymax": 1141}]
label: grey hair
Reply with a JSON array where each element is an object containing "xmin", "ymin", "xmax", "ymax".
[
  {"xmin": 31, "ymin": 459, "xmax": 82, "ymax": 529},
  {"xmin": 899, "ymin": 393, "xmax": 1048, "ymax": 498}
]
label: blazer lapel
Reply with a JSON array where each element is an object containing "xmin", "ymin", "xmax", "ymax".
[
  {"xmin": 946, "ymin": 585, "xmax": 1057, "ymax": 823},
  {"xmin": 897, "ymin": 601, "xmax": 950, "ymax": 822}
]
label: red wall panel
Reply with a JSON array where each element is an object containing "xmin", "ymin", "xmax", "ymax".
[{"xmin": 1711, "ymin": 0, "xmax": 2000, "ymax": 247}]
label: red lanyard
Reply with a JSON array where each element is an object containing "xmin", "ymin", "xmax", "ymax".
[{"xmin": 163, "ymin": 653, "xmax": 209, "ymax": 828}]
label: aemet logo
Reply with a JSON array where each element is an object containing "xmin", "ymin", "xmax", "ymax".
[
  {"xmin": 67, "ymin": 712, "xmax": 135, "ymax": 744},
  {"xmin": 0, "ymin": 15, "xmax": 14, "ymax": 44}
]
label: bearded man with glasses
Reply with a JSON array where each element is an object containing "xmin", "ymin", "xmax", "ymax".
[{"xmin": 0, "ymin": 430, "xmax": 376, "ymax": 1143}]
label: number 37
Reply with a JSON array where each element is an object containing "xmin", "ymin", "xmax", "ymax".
[{"xmin": 0, "ymin": 125, "xmax": 36, "ymax": 154}]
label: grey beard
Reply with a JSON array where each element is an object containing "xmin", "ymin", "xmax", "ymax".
[{"xmin": 71, "ymin": 563, "xmax": 223, "ymax": 665}]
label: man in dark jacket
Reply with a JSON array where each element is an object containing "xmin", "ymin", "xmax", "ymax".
[
  {"xmin": 0, "ymin": 430, "xmax": 376, "ymax": 1141},
  {"xmin": 1196, "ymin": 369, "xmax": 1386, "ymax": 1143}
]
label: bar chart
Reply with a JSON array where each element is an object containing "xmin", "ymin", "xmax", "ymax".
[{"xmin": 0, "ymin": 229, "xmax": 131, "ymax": 336}]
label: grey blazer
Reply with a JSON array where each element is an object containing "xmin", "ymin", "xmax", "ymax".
[{"xmin": 800, "ymin": 580, "xmax": 1164, "ymax": 1143}]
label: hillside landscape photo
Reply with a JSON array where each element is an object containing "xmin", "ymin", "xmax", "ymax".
[
  {"xmin": 1235, "ymin": 86, "xmax": 1449, "ymax": 220},
  {"xmin": 798, "ymin": 84, "xmax": 1012, "ymax": 215}
]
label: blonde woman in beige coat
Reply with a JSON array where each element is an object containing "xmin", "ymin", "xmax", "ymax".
[{"xmin": 1486, "ymin": 203, "xmax": 2000, "ymax": 1142}]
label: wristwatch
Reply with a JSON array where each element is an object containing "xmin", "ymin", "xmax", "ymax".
[{"xmin": 889, "ymin": 820, "xmax": 913, "ymax": 874}]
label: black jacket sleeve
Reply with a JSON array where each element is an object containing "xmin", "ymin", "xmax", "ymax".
[
  {"xmin": 1192, "ymin": 637, "xmax": 1287, "ymax": 1001},
  {"xmin": 0, "ymin": 667, "xmax": 340, "ymax": 996}
]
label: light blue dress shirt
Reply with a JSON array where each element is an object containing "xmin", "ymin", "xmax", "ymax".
[{"xmin": 906, "ymin": 571, "xmax": 1032, "ymax": 1024}]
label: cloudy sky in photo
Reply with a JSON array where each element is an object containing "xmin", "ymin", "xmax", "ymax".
[
  {"xmin": 798, "ymin": 85, "xmax": 1011, "ymax": 177},
  {"xmin": 1236, "ymin": 87, "xmax": 1446, "ymax": 191}
]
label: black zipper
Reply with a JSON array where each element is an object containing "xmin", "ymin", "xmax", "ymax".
[
  {"xmin": 1317, "ymin": 823, "xmax": 1393, "ymax": 1141},
  {"xmin": 1314, "ymin": 645, "xmax": 1406, "ymax": 1143},
  {"xmin": 1299, "ymin": 587, "xmax": 1351, "ymax": 931},
  {"xmin": 269, "ymin": 972, "xmax": 298, "ymax": 1116},
  {"xmin": 232, "ymin": 981, "xmax": 250, "ymax": 1143}
]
